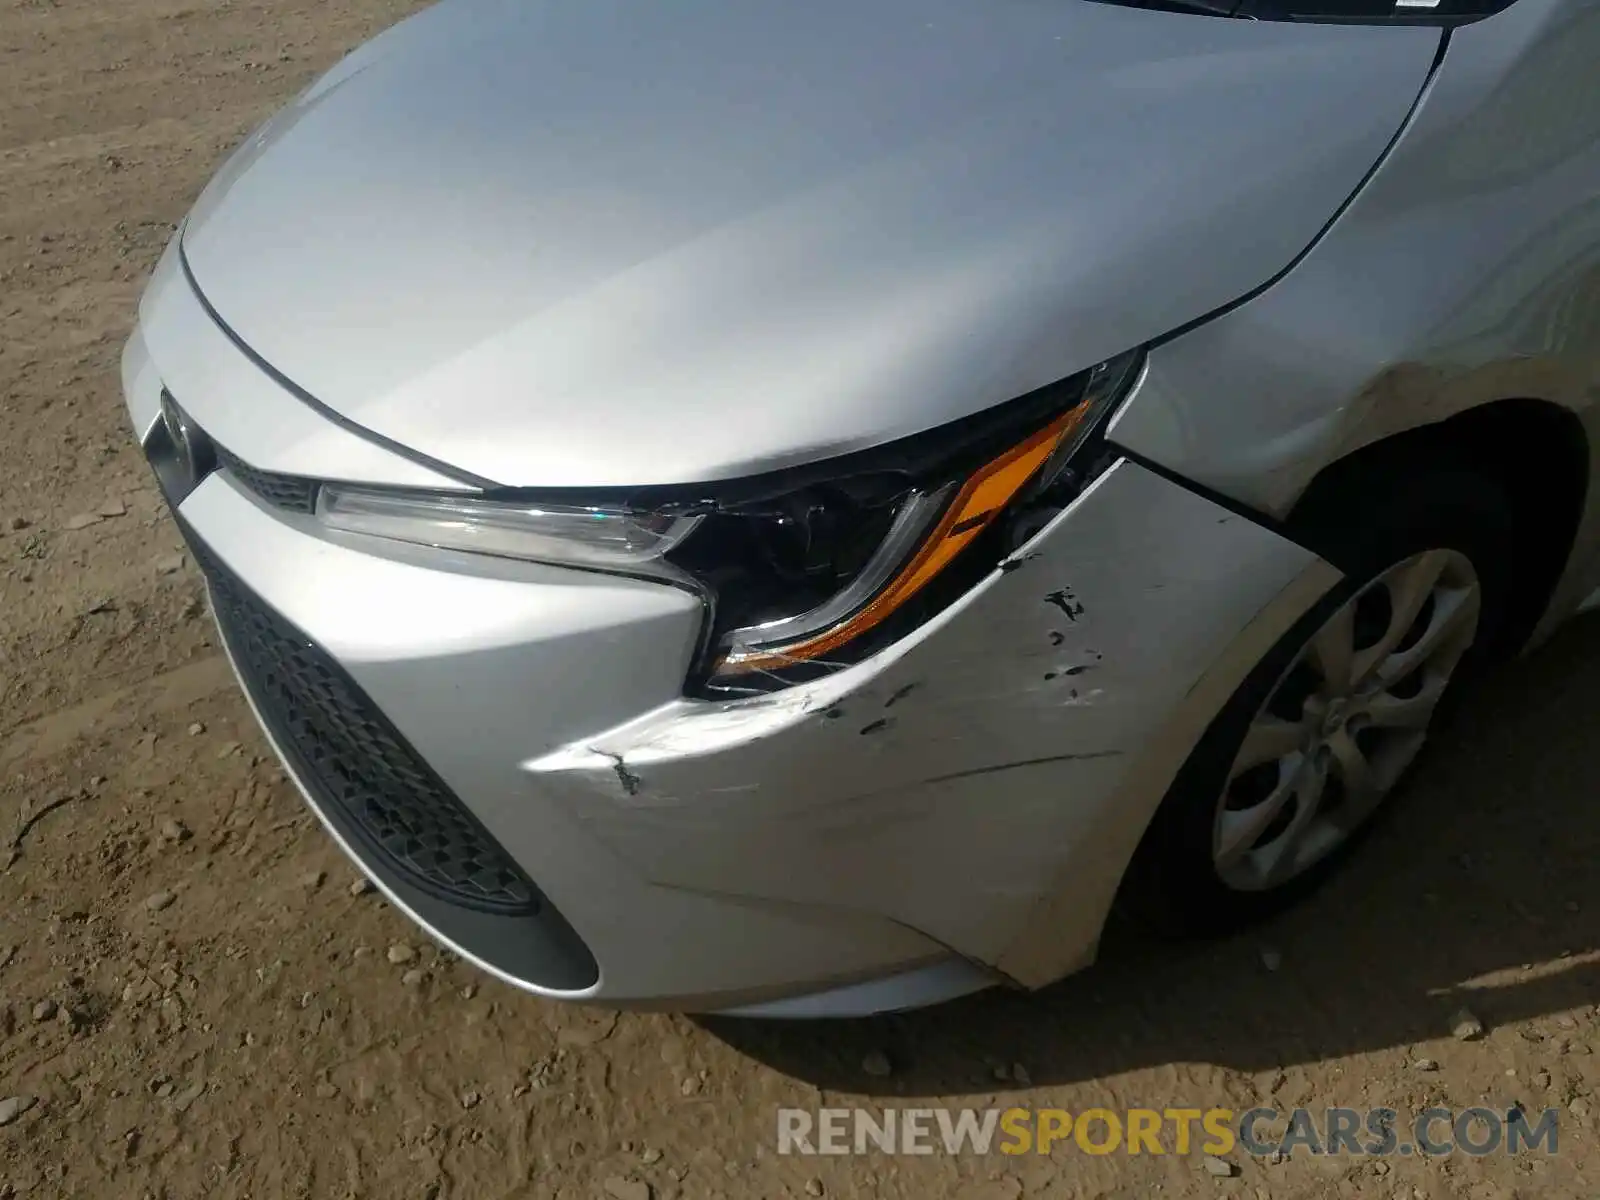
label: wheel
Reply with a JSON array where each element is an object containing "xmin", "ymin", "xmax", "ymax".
[{"xmin": 1118, "ymin": 463, "xmax": 1514, "ymax": 936}]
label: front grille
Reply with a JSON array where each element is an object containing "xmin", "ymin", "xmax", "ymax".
[
  {"xmin": 215, "ymin": 446, "xmax": 318, "ymax": 514},
  {"xmin": 188, "ymin": 536, "xmax": 541, "ymax": 916}
]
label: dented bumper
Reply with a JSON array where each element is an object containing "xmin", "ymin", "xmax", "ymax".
[{"xmin": 127, "ymin": 288, "xmax": 1333, "ymax": 1012}]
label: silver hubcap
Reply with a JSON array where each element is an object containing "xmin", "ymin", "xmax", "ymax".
[{"xmin": 1213, "ymin": 548, "xmax": 1482, "ymax": 892}]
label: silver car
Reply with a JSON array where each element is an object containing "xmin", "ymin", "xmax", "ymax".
[{"xmin": 123, "ymin": 0, "xmax": 1600, "ymax": 1015}]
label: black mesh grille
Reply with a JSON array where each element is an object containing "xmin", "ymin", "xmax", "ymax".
[
  {"xmin": 215, "ymin": 446, "xmax": 318, "ymax": 514},
  {"xmin": 188, "ymin": 535, "xmax": 541, "ymax": 915}
]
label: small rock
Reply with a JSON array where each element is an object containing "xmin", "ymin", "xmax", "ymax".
[
  {"xmin": 460, "ymin": 1090, "xmax": 480, "ymax": 1109},
  {"xmin": 1570, "ymin": 1097, "xmax": 1590, "ymax": 1119},
  {"xmin": 144, "ymin": 890, "xmax": 175, "ymax": 913},
  {"xmin": 98, "ymin": 500, "xmax": 128, "ymax": 518},
  {"xmin": 641, "ymin": 1147, "xmax": 663, "ymax": 1165},
  {"xmin": 298, "ymin": 870, "xmax": 325, "ymax": 890},
  {"xmin": 155, "ymin": 554, "xmax": 186, "ymax": 575},
  {"xmin": 1450, "ymin": 1007, "xmax": 1486, "ymax": 1041},
  {"xmin": 348, "ymin": 877, "xmax": 374, "ymax": 897},
  {"xmin": 805, "ymin": 1181, "xmax": 825, "ymax": 1198},
  {"xmin": 679, "ymin": 1077, "xmax": 700, "ymax": 1097},
  {"xmin": 170, "ymin": 1079, "xmax": 205, "ymax": 1113},
  {"xmin": 154, "ymin": 1082, "xmax": 174, "ymax": 1099},
  {"xmin": 64, "ymin": 513, "xmax": 101, "ymax": 531},
  {"xmin": 1203, "ymin": 1156, "xmax": 1239, "ymax": 1177},
  {"xmin": 460, "ymin": 984, "xmax": 478, "ymax": 1001},
  {"xmin": 1413, "ymin": 1058, "xmax": 1439, "ymax": 1072},
  {"xmin": 1260, "ymin": 948, "xmax": 1283, "ymax": 972},
  {"xmin": 186, "ymin": 722, "xmax": 205, "ymax": 737},
  {"xmin": 159, "ymin": 819, "xmax": 190, "ymax": 843},
  {"xmin": 386, "ymin": 943, "xmax": 416, "ymax": 965},
  {"xmin": 314, "ymin": 1081, "xmax": 339, "ymax": 1099},
  {"xmin": 1534, "ymin": 1070, "xmax": 1551, "ymax": 1089},
  {"xmin": 401, "ymin": 969, "xmax": 426, "ymax": 988},
  {"xmin": 1372, "ymin": 1160, "xmax": 1391, "ymax": 1177},
  {"xmin": 603, "ymin": 1178, "xmax": 652, "ymax": 1200},
  {"xmin": 31, "ymin": 999, "xmax": 57, "ymax": 1022},
  {"xmin": 860, "ymin": 1050, "xmax": 893, "ymax": 1078},
  {"xmin": 0, "ymin": 1096, "xmax": 36, "ymax": 1126}
]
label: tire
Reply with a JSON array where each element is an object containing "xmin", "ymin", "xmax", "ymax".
[{"xmin": 1117, "ymin": 462, "xmax": 1515, "ymax": 937}]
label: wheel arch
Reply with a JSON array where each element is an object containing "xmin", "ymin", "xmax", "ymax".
[
  {"xmin": 1286, "ymin": 397, "xmax": 1590, "ymax": 658},
  {"xmin": 997, "ymin": 397, "xmax": 1590, "ymax": 990}
]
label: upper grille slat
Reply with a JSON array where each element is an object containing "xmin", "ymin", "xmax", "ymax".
[{"xmin": 214, "ymin": 445, "xmax": 319, "ymax": 514}]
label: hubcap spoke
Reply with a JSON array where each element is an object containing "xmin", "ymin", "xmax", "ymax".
[
  {"xmin": 1372, "ymin": 585, "xmax": 1479, "ymax": 690},
  {"xmin": 1309, "ymin": 603, "xmax": 1356, "ymax": 694},
  {"xmin": 1233, "ymin": 715, "xmax": 1308, "ymax": 771},
  {"xmin": 1211, "ymin": 546, "xmax": 1482, "ymax": 894},
  {"xmin": 1324, "ymin": 726, "xmax": 1376, "ymax": 812},
  {"xmin": 1353, "ymin": 550, "xmax": 1452, "ymax": 685},
  {"xmin": 1251, "ymin": 758, "xmax": 1330, "ymax": 886},
  {"xmin": 1362, "ymin": 675, "xmax": 1448, "ymax": 730},
  {"xmin": 1215, "ymin": 755, "xmax": 1301, "ymax": 869}
]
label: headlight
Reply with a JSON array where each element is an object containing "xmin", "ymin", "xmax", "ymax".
[
  {"xmin": 315, "ymin": 350, "xmax": 1143, "ymax": 693},
  {"xmin": 317, "ymin": 488, "xmax": 702, "ymax": 574}
]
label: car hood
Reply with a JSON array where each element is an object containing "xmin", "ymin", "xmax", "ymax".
[{"xmin": 179, "ymin": 0, "xmax": 1438, "ymax": 489}]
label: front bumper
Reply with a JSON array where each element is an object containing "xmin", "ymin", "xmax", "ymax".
[{"xmin": 123, "ymin": 257, "xmax": 1331, "ymax": 1013}]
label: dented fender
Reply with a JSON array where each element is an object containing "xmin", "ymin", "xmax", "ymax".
[{"xmin": 524, "ymin": 460, "xmax": 1335, "ymax": 969}]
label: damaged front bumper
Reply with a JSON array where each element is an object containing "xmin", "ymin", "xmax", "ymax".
[{"xmin": 125, "ymin": 293, "xmax": 1333, "ymax": 1015}]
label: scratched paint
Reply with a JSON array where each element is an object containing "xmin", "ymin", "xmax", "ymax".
[{"xmin": 521, "ymin": 460, "xmax": 1326, "ymax": 963}]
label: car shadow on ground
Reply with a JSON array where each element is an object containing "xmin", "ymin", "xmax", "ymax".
[{"xmin": 701, "ymin": 613, "xmax": 1600, "ymax": 1095}]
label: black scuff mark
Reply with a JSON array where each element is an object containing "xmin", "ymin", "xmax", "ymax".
[
  {"xmin": 1048, "ymin": 631, "xmax": 1065, "ymax": 647},
  {"xmin": 921, "ymin": 749, "xmax": 1123, "ymax": 786},
  {"xmin": 594, "ymin": 749, "xmax": 643, "ymax": 796},
  {"xmin": 1062, "ymin": 663, "xmax": 1093, "ymax": 676},
  {"xmin": 822, "ymin": 707, "xmax": 846, "ymax": 721},
  {"xmin": 859, "ymin": 718, "xmax": 893, "ymax": 736},
  {"xmin": 1044, "ymin": 588, "xmax": 1085, "ymax": 621},
  {"xmin": 884, "ymin": 682, "xmax": 919, "ymax": 708},
  {"xmin": 999, "ymin": 551, "xmax": 1043, "ymax": 574}
]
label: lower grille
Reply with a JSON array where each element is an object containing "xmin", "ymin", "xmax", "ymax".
[{"xmin": 188, "ymin": 535, "xmax": 541, "ymax": 916}]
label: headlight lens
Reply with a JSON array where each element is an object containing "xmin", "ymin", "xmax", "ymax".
[
  {"xmin": 316, "ymin": 488, "xmax": 702, "ymax": 572},
  {"xmin": 313, "ymin": 350, "xmax": 1143, "ymax": 692}
]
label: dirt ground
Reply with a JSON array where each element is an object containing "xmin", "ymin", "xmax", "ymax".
[{"xmin": 2, "ymin": 1, "xmax": 1598, "ymax": 1197}]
